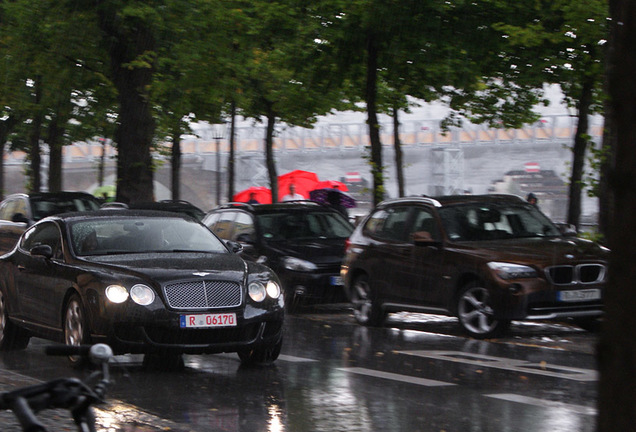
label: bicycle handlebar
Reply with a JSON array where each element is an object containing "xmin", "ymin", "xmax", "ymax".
[{"xmin": 0, "ymin": 343, "xmax": 114, "ymax": 431}]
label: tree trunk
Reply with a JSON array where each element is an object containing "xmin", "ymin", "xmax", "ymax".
[
  {"xmin": 265, "ymin": 107, "xmax": 278, "ymax": 203},
  {"xmin": 598, "ymin": 1, "xmax": 636, "ymax": 430},
  {"xmin": 227, "ymin": 100, "xmax": 236, "ymax": 202},
  {"xmin": 29, "ymin": 76, "xmax": 43, "ymax": 193},
  {"xmin": 0, "ymin": 115, "xmax": 17, "ymax": 200},
  {"xmin": 46, "ymin": 114, "xmax": 64, "ymax": 193},
  {"xmin": 393, "ymin": 106, "xmax": 405, "ymax": 197},
  {"xmin": 171, "ymin": 123, "xmax": 182, "ymax": 201},
  {"xmin": 365, "ymin": 32, "xmax": 383, "ymax": 206},
  {"xmin": 566, "ymin": 77, "xmax": 594, "ymax": 230},
  {"xmin": 98, "ymin": 8, "xmax": 155, "ymax": 204},
  {"xmin": 598, "ymin": 116, "xmax": 615, "ymax": 242}
]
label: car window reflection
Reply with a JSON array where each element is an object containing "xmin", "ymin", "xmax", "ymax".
[{"xmin": 70, "ymin": 217, "xmax": 228, "ymax": 256}]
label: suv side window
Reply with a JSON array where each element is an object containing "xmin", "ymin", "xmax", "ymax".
[
  {"xmin": 232, "ymin": 212, "xmax": 255, "ymax": 241},
  {"xmin": 0, "ymin": 199, "xmax": 14, "ymax": 220},
  {"xmin": 13, "ymin": 197, "xmax": 29, "ymax": 220},
  {"xmin": 364, "ymin": 206, "xmax": 411, "ymax": 241},
  {"xmin": 210, "ymin": 212, "xmax": 236, "ymax": 240},
  {"xmin": 0, "ymin": 198, "xmax": 22, "ymax": 221},
  {"xmin": 410, "ymin": 208, "xmax": 440, "ymax": 241},
  {"xmin": 202, "ymin": 212, "xmax": 221, "ymax": 229}
]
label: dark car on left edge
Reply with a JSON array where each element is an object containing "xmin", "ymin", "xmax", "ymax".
[
  {"xmin": 0, "ymin": 210, "xmax": 284, "ymax": 367},
  {"xmin": 0, "ymin": 192, "xmax": 101, "ymax": 254}
]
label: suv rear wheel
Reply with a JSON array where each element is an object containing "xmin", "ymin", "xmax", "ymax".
[
  {"xmin": 457, "ymin": 282, "xmax": 510, "ymax": 339},
  {"xmin": 351, "ymin": 274, "xmax": 385, "ymax": 327}
]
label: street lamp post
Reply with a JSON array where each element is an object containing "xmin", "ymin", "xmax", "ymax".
[{"xmin": 211, "ymin": 123, "xmax": 227, "ymax": 206}]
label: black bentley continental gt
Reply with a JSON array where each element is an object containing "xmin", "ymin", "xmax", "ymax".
[{"xmin": 0, "ymin": 210, "xmax": 284, "ymax": 367}]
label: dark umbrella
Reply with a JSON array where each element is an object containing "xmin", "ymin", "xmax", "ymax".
[{"xmin": 309, "ymin": 188, "xmax": 357, "ymax": 208}]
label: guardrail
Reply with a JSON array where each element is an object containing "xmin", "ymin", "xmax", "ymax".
[{"xmin": 2, "ymin": 114, "xmax": 602, "ymax": 164}]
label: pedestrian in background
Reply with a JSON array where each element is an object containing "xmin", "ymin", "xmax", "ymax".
[{"xmin": 282, "ymin": 184, "xmax": 304, "ymax": 202}]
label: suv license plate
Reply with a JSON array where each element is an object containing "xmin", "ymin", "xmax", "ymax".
[
  {"xmin": 558, "ymin": 289, "xmax": 601, "ymax": 302},
  {"xmin": 180, "ymin": 313, "xmax": 237, "ymax": 328},
  {"xmin": 330, "ymin": 276, "xmax": 343, "ymax": 286}
]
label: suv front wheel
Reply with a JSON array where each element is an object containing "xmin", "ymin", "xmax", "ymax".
[
  {"xmin": 456, "ymin": 282, "xmax": 510, "ymax": 339},
  {"xmin": 351, "ymin": 274, "xmax": 385, "ymax": 327}
]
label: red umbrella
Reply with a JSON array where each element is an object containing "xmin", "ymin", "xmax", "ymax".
[
  {"xmin": 233, "ymin": 186, "xmax": 272, "ymax": 204},
  {"xmin": 314, "ymin": 180, "xmax": 349, "ymax": 192},
  {"xmin": 277, "ymin": 170, "xmax": 320, "ymax": 201}
]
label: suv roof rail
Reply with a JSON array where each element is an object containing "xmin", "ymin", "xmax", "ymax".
[
  {"xmin": 378, "ymin": 196, "xmax": 442, "ymax": 208},
  {"xmin": 217, "ymin": 202, "xmax": 256, "ymax": 211},
  {"xmin": 158, "ymin": 199, "xmax": 194, "ymax": 205}
]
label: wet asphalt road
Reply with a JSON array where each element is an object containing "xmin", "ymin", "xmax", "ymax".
[{"xmin": 0, "ymin": 306, "xmax": 598, "ymax": 432}]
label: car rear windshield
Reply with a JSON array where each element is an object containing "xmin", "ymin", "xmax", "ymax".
[
  {"xmin": 31, "ymin": 196, "xmax": 100, "ymax": 221},
  {"xmin": 70, "ymin": 217, "xmax": 228, "ymax": 256},
  {"xmin": 438, "ymin": 202, "xmax": 561, "ymax": 241},
  {"xmin": 256, "ymin": 211, "xmax": 353, "ymax": 241}
]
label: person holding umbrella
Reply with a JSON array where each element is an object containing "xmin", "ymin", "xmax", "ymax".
[
  {"xmin": 247, "ymin": 192, "xmax": 260, "ymax": 204},
  {"xmin": 282, "ymin": 184, "xmax": 304, "ymax": 202},
  {"xmin": 327, "ymin": 189, "xmax": 348, "ymax": 218}
]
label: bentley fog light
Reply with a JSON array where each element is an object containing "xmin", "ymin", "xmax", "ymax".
[
  {"xmin": 266, "ymin": 280, "xmax": 281, "ymax": 299},
  {"xmin": 130, "ymin": 284, "xmax": 155, "ymax": 305},
  {"xmin": 488, "ymin": 262, "xmax": 537, "ymax": 280},
  {"xmin": 249, "ymin": 282, "xmax": 267, "ymax": 302},
  {"xmin": 105, "ymin": 285, "xmax": 129, "ymax": 303}
]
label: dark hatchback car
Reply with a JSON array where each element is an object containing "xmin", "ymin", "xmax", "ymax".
[
  {"xmin": 0, "ymin": 210, "xmax": 284, "ymax": 366},
  {"xmin": 341, "ymin": 195, "xmax": 608, "ymax": 338},
  {"xmin": 0, "ymin": 192, "xmax": 101, "ymax": 254},
  {"xmin": 203, "ymin": 202, "xmax": 355, "ymax": 311}
]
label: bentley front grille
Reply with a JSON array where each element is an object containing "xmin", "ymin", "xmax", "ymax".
[{"xmin": 164, "ymin": 280, "xmax": 242, "ymax": 309}]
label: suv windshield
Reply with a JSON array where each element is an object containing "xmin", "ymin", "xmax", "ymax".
[
  {"xmin": 256, "ymin": 211, "xmax": 353, "ymax": 241},
  {"xmin": 438, "ymin": 202, "xmax": 561, "ymax": 241}
]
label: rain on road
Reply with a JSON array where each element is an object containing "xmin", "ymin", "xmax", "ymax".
[{"xmin": 0, "ymin": 307, "xmax": 598, "ymax": 432}]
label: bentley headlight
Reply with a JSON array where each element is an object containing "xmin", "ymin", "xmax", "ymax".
[
  {"xmin": 130, "ymin": 284, "xmax": 155, "ymax": 305},
  {"xmin": 282, "ymin": 256, "xmax": 317, "ymax": 272},
  {"xmin": 266, "ymin": 280, "xmax": 281, "ymax": 299},
  {"xmin": 488, "ymin": 262, "xmax": 537, "ymax": 280},
  {"xmin": 249, "ymin": 281, "xmax": 267, "ymax": 302},
  {"xmin": 105, "ymin": 285, "xmax": 129, "ymax": 303}
]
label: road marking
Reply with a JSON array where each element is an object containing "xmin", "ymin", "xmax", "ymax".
[
  {"xmin": 337, "ymin": 367, "xmax": 455, "ymax": 387},
  {"xmin": 397, "ymin": 350, "xmax": 597, "ymax": 382},
  {"xmin": 485, "ymin": 393, "xmax": 597, "ymax": 416},
  {"xmin": 278, "ymin": 354, "xmax": 318, "ymax": 363}
]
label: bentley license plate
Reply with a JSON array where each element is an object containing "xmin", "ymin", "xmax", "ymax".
[
  {"xmin": 180, "ymin": 313, "xmax": 237, "ymax": 328},
  {"xmin": 558, "ymin": 289, "xmax": 601, "ymax": 302}
]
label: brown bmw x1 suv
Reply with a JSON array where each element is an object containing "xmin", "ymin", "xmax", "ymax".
[{"xmin": 341, "ymin": 194, "xmax": 608, "ymax": 338}]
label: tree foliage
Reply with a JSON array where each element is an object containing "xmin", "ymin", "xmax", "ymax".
[{"xmin": 0, "ymin": 0, "xmax": 611, "ymax": 215}]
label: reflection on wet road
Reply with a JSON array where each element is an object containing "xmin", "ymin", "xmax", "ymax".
[{"xmin": 0, "ymin": 308, "xmax": 598, "ymax": 432}]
